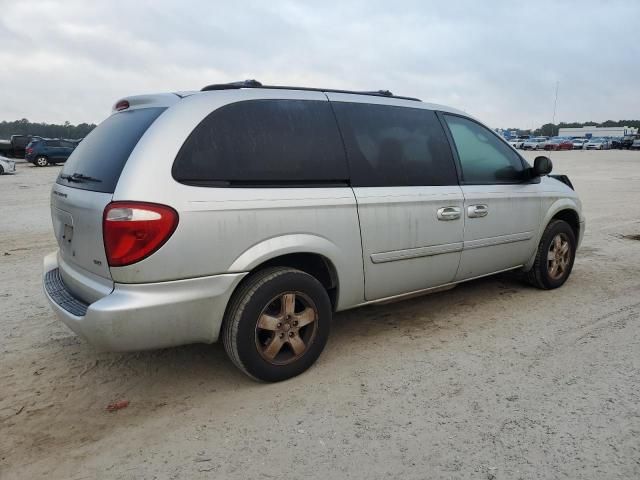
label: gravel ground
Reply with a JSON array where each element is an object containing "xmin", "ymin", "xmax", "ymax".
[{"xmin": 1, "ymin": 150, "xmax": 639, "ymax": 479}]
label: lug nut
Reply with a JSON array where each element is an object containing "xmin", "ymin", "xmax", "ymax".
[
  {"xmin": 279, "ymin": 333, "xmax": 285, "ymax": 338},
  {"xmin": 289, "ymin": 332, "xmax": 294, "ymax": 337},
  {"xmin": 277, "ymin": 322, "xmax": 282, "ymax": 328},
  {"xmin": 293, "ymin": 320, "xmax": 298, "ymax": 326}
]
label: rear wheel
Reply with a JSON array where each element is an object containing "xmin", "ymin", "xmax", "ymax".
[
  {"xmin": 222, "ymin": 267, "xmax": 331, "ymax": 382},
  {"xmin": 526, "ymin": 220, "xmax": 576, "ymax": 289},
  {"xmin": 35, "ymin": 156, "xmax": 49, "ymax": 167}
]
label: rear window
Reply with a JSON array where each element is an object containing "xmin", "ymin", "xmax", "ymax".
[
  {"xmin": 57, "ymin": 107, "xmax": 165, "ymax": 193},
  {"xmin": 172, "ymin": 99, "xmax": 348, "ymax": 186}
]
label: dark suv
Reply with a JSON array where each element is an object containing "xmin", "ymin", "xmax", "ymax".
[
  {"xmin": 621, "ymin": 134, "xmax": 640, "ymax": 149},
  {"xmin": 25, "ymin": 138, "xmax": 78, "ymax": 167}
]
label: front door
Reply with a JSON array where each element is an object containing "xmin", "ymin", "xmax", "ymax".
[
  {"xmin": 441, "ymin": 114, "xmax": 542, "ymax": 280},
  {"xmin": 329, "ymin": 95, "xmax": 464, "ymax": 300}
]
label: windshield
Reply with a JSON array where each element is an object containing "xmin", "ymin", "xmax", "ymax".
[{"xmin": 57, "ymin": 107, "xmax": 166, "ymax": 193}]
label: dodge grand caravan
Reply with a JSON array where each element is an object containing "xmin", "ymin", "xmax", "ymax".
[{"xmin": 44, "ymin": 80, "xmax": 584, "ymax": 382}]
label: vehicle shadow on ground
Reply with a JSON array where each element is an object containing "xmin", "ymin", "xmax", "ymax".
[
  {"xmin": 6, "ymin": 271, "xmax": 538, "ymax": 459},
  {"xmin": 58, "ymin": 271, "xmax": 532, "ymax": 391}
]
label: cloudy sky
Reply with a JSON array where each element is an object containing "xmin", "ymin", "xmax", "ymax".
[{"xmin": 0, "ymin": 0, "xmax": 638, "ymax": 128}]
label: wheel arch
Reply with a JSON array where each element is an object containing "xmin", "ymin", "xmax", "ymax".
[
  {"xmin": 228, "ymin": 234, "xmax": 343, "ymax": 309},
  {"xmin": 524, "ymin": 200, "xmax": 583, "ymax": 271},
  {"xmin": 551, "ymin": 208, "xmax": 580, "ymax": 240}
]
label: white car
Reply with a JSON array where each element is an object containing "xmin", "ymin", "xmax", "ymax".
[
  {"xmin": 572, "ymin": 139, "xmax": 588, "ymax": 149},
  {"xmin": 522, "ymin": 137, "xmax": 548, "ymax": 150},
  {"xmin": 0, "ymin": 155, "xmax": 16, "ymax": 174},
  {"xmin": 508, "ymin": 138, "xmax": 527, "ymax": 149}
]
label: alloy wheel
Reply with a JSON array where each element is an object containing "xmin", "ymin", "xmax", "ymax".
[
  {"xmin": 547, "ymin": 233, "xmax": 571, "ymax": 280},
  {"xmin": 255, "ymin": 291, "xmax": 318, "ymax": 365}
]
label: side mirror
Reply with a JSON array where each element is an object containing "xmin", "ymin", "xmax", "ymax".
[{"xmin": 533, "ymin": 156, "xmax": 553, "ymax": 176}]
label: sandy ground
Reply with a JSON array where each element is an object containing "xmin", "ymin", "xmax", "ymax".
[{"xmin": 0, "ymin": 150, "xmax": 639, "ymax": 479}]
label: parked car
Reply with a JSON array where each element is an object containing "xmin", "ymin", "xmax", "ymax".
[
  {"xmin": 544, "ymin": 138, "xmax": 573, "ymax": 151},
  {"xmin": 584, "ymin": 138, "xmax": 610, "ymax": 150},
  {"xmin": 608, "ymin": 137, "xmax": 624, "ymax": 149},
  {"xmin": 43, "ymin": 81, "xmax": 584, "ymax": 382},
  {"xmin": 621, "ymin": 134, "xmax": 640, "ymax": 149},
  {"xmin": 0, "ymin": 155, "xmax": 16, "ymax": 174},
  {"xmin": 522, "ymin": 137, "xmax": 548, "ymax": 150},
  {"xmin": 630, "ymin": 138, "xmax": 640, "ymax": 150},
  {"xmin": 571, "ymin": 138, "xmax": 588, "ymax": 149},
  {"xmin": 0, "ymin": 134, "xmax": 37, "ymax": 158},
  {"xmin": 24, "ymin": 138, "xmax": 78, "ymax": 166},
  {"xmin": 508, "ymin": 137, "xmax": 527, "ymax": 149}
]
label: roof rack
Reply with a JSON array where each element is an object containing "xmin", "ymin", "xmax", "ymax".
[{"xmin": 200, "ymin": 79, "xmax": 421, "ymax": 101}]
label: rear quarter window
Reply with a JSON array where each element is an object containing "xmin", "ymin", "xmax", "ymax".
[
  {"xmin": 172, "ymin": 99, "xmax": 348, "ymax": 186},
  {"xmin": 57, "ymin": 107, "xmax": 166, "ymax": 193}
]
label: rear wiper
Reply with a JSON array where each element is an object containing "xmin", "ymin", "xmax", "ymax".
[
  {"xmin": 59, "ymin": 174, "xmax": 81, "ymax": 183},
  {"xmin": 60, "ymin": 172, "xmax": 102, "ymax": 183}
]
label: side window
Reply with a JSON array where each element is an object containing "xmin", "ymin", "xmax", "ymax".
[
  {"xmin": 332, "ymin": 102, "xmax": 457, "ymax": 187},
  {"xmin": 444, "ymin": 115, "xmax": 525, "ymax": 184},
  {"xmin": 173, "ymin": 100, "xmax": 348, "ymax": 185},
  {"xmin": 45, "ymin": 140, "xmax": 60, "ymax": 147}
]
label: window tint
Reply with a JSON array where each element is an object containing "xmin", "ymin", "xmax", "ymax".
[
  {"xmin": 59, "ymin": 140, "xmax": 74, "ymax": 148},
  {"xmin": 173, "ymin": 100, "xmax": 348, "ymax": 186},
  {"xmin": 58, "ymin": 107, "xmax": 166, "ymax": 193},
  {"xmin": 45, "ymin": 140, "xmax": 60, "ymax": 147},
  {"xmin": 444, "ymin": 115, "xmax": 525, "ymax": 184},
  {"xmin": 332, "ymin": 102, "xmax": 457, "ymax": 187}
]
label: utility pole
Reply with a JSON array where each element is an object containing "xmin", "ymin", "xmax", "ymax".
[{"xmin": 551, "ymin": 81, "xmax": 560, "ymax": 132}]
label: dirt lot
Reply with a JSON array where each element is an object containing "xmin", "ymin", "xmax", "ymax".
[{"xmin": 1, "ymin": 150, "xmax": 639, "ymax": 479}]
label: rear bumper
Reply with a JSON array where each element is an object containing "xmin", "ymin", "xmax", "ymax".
[{"xmin": 43, "ymin": 251, "xmax": 247, "ymax": 351}]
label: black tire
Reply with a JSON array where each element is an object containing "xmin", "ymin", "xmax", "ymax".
[
  {"xmin": 222, "ymin": 267, "xmax": 331, "ymax": 382},
  {"xmin": 35, "ymin": 156, "xmax": 49, "ymax": 167},
  {"xmin": 526, "ymin": 219, "xmax": 576, "ymax": 290}
]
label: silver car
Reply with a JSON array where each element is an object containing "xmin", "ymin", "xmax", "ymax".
[
  {"xmin": 585, "ymin": 138, "xmax": 610, "ymax": 150},
  {"xmin": 43, "ymin": 81, "xmax": 585, "ymax": 381}
]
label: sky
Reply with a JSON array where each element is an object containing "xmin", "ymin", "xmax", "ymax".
[{"xmin": 0, "ymin": 0, "xmax": 638, "ymax": 129}]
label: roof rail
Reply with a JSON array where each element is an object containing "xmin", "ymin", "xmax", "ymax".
[{"xmin": 200, "ymin": 80, "xmax": 421, "ymax": 101}]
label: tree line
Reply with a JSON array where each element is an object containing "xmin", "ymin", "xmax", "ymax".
[
  {"xmin": 0, "ymin": 119, "xmax": 96, "ymax": 141},
  {"xmin": 2, "ymin": 117, "xmax": 639, "ymax": 142}
]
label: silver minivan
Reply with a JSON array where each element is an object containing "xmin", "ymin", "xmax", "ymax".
[{"xmin": 44, "ymin": 80, "xmax": 584, "ymax": 381}]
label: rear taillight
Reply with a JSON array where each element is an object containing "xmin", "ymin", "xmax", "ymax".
[
  {"xmin": 26, "ymin": 147, "xmax": 33, "ymax": 154},
  {"xmin": 103, "ymin": 202, "xmax": 178, "ymax": 267}
]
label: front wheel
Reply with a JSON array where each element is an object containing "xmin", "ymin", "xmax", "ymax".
[
  {"xmin": 526, "ymin": 220, "xmax": 576, "ymax": 289},
  {"xmin": 222, "ymin": 267, "xmax": 331, "ymax": 382}
]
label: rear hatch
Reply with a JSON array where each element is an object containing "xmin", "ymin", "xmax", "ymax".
[{"xmin": 51, "ymin": 105, "xmax": 167, "ymax": 302}]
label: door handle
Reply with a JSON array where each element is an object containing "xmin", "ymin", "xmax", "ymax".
[
  {"xmin": 437, "ymin": 206, "xmax": 461, "ymax": 221},
  {"xmin": 467, "ymin": 204, "xmax": 489, "ymax": 218}
]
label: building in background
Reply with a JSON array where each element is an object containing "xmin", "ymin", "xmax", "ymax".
[{"xmin": 558, "ymin": 126, "xmax": 638, "ymax": 138}]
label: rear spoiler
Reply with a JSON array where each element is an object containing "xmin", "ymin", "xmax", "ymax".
[{"xmin": 111, "ymin": 93, "xmax": 183, "ymax": 113}]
